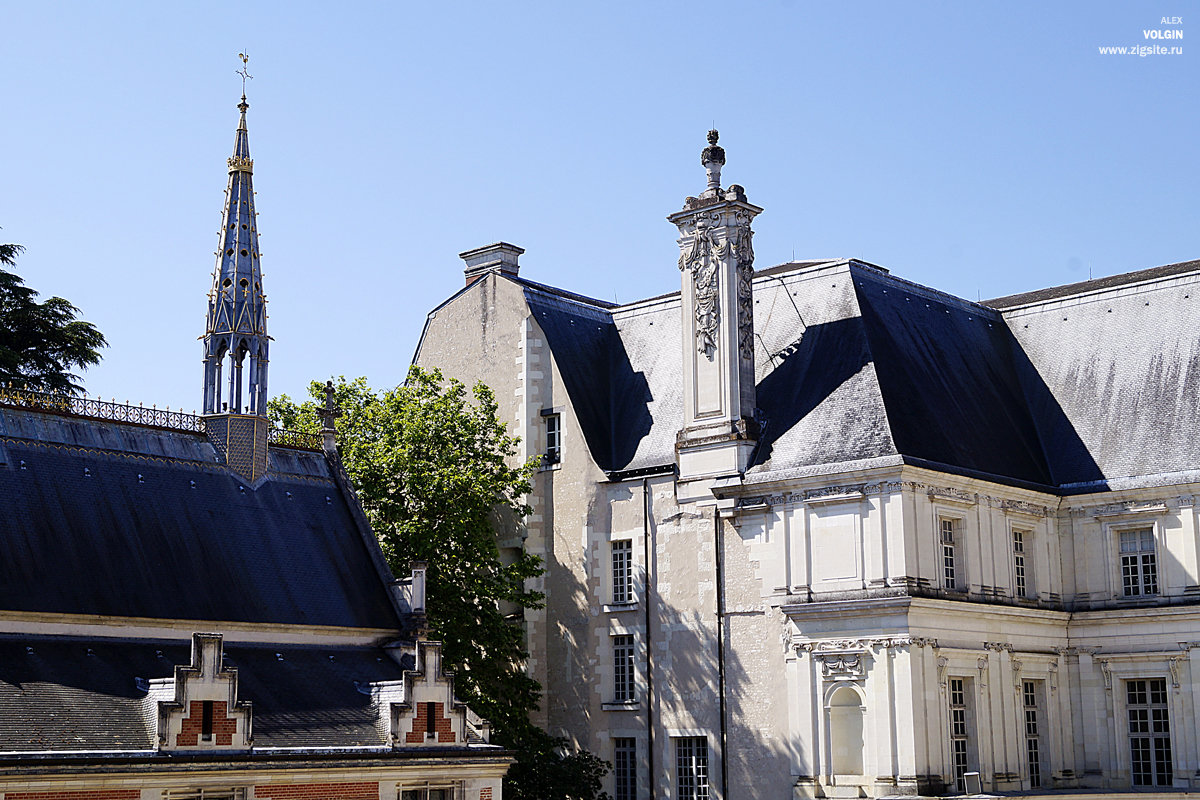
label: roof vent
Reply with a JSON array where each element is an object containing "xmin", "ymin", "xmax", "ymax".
[{"xmin": 460, "ymin": 242, "xmax": 524, "ymax": 286}]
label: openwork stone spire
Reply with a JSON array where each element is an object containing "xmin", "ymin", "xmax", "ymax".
[
  {"xmin": 202, "ymin": 92, "xmax": 269, "ymax": 417},
  {"xmin": 200, "ymin": 64, "xmax": 271, "ymax": 485},
  {"xmin": 669, "ymin": 131, "xmax": 762, "ymax": 485}
]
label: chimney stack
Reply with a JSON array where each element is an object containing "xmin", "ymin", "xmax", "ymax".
[{"xmin": 460, "ymin": 242, "xmax": 524, "ymax": 286}]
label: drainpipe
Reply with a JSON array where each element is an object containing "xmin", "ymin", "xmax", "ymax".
[
  {"xmin": 643, "ymin": 477, "xmax": 656, "ymax": 799},
  {"xmin": 715, "ymin": 510, "xmax": 729, "ymax": 800}
]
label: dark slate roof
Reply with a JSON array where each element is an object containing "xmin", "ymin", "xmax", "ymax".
[
  {"xmin": 0, "ymin": 408, "xmax": 401, "ymax": 629},
  {"xmin": 514, "ymin": 256, "xmax": 1200, "ymax": 492},
  {"xmin": 0, "ymin": 638, "xmax": 411, "ymax": 752}
]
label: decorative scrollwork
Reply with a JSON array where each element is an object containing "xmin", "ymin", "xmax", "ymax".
[{"xmin": 678, "ymin": 217, "xmax": 721, "ymax": 359}]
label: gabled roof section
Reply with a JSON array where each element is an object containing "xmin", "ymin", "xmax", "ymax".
[{"xmin": 0, "ymin": 407, "xmax": 402, "ymax": 629}]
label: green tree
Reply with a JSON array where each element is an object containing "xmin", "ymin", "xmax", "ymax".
[
  {"xmin": 0, "ymin": 240, "xmax": 106, "ymax": 393},
  {"xmin": 269, "ymin": 369, "xmax": 610, "ymax": 800}
]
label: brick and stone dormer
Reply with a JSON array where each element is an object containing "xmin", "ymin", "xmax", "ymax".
[
  {"xmin": 151, "ymin": 632, "xmax": 252, "ymax": 751},
  {"xmin": 379, "ymin": 638, "xmax": 490, "ymax": 748}
]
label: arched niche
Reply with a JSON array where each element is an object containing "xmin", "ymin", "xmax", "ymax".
[{"xmin": 827, "ymin": 684, "xmax": 865, "ymax": 776}]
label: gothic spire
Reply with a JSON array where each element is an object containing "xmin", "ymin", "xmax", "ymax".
[{"xmin": 201, "ymin": 89, "xmax": 269, "ymax": 417}]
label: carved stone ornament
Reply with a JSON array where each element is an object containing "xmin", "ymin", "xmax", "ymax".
[
  {"xmin": 678, "ymin": 219, "xmax": 720, "ymax": 359},
  {"xmin": 1048, "ymin": 661, "xmax": 1059, "ymax": 694},
  {"xmin": 817, "ymin": 652, "xmax": 864, "ymax": 680},
  {"xmin": 1168, "ymin": 655, "xmax": 1185, "ymax": 688},
  {"xmin": 937, "ymin": 656, "xmax": 949, "ymax": 689},
  {"xmin": 732, "ymin": 214, "xmax": 755, "ymax": 362},
  {"xmin": 1098, "ymin": 659, "xmax": 1112, "ymax": 690}
]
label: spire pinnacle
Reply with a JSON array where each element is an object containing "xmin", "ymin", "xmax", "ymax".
[{"xmin": 201, "ymin": 74, "xmax": 268, "ymax": 421}]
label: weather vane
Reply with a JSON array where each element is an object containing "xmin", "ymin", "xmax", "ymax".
[{"xmin": 237, "ymin": 52, "xmax": 253, "ymax": 96}]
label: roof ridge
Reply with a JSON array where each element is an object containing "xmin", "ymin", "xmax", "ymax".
[{"xmin": 984, "ymin": 258, "xmax": 1200, "ymax": 309}]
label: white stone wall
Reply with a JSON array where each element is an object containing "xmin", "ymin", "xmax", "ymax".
[{"xmin": 416, "ymin": 276, "xmax": 1200, "ymax": 799}]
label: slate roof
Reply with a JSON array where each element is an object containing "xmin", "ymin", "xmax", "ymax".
[
  {"xmin": 0, "ymin": 638, "xmax": 412, "ymax": 752},
  {"xmin": 0, "ymin": 407, "xmax": 402, "ymax": 629},
  {"xmin": 505, "ymin": 256, "xmax": 1200, "ymax": 492}
]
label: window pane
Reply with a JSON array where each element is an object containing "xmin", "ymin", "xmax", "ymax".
[
  {"xmin": 613, "ymin": 635, "xmax": 635, "ymax": 702},
  {"xmin": 612, "ymin": 540, "xmax": 632, "ymax": 603},
  {"xmin": 614, "ymin": 738, "xmax": 636, "ymax": 800},
  {"xmin": 676, "ymin": 737, "xmax": 709, "ymax": 800}
]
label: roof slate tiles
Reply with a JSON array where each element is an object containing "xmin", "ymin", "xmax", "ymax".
[{"xmin": 515, "ymin": 257, "xmax": 1200, "ymax": 491}]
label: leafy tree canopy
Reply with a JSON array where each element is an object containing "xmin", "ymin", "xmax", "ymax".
[
  {"xmin": 269, "ymin": 368, "xmax": 610, "ymax": 800},
  {"xmin": 0, "ymin": 240, "xmax": 106, "ymax": 394}
]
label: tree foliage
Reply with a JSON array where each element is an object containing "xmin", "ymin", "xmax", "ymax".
[
  {"xmin": 269, "ymin": 369, "xmax": 610, "ymax": 800},
  {"xmin": 0, "ymin": 240, "xmax": 106, "ymax": 394}
]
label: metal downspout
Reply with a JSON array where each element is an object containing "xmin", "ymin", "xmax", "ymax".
[
  {"xmin": 643, "ymin": 477, "xmax": 656, "ymax": 799},
  {"xmin": 716, "ymin": 510, "xmax": 729, "ymax": 800}
]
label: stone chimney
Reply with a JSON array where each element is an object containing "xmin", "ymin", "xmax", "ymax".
[
  {"xmin": 460, "ymin": 242, "xmax": 524, "ymax": 286},
  {"xmin": 669, "ymin": 131, "xmax": 763, "ymax": 484}
]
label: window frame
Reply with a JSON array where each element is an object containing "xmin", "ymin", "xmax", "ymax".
[
  {"xmin": 937, "ymin": 514, "xmax": 965, "ymax": 593},
  {"xmin": 613, "ymin": 736, "xmax": 637, "ymax": 800},
  {"xmin": 1117, "ymin": 526, "xmax": 1159, "ymax": 598},
  {"xmin": 612, "ymin": 633, "xmax": 636, "ymax": 704},
  {"xmin": 674, "ymin": 735, "xmax": 710, "ymax": 800},
  {"xmin": 1126, "ymin": 677, "xmax": 1173, "ymax": 787},
  {"xmin": 611, "ymin": 538, "xmax": 634, "ymax": 605},
  {"xmin": 1011, "ymin": 526, "xmax": 1032, "ymax": 599},
  {"xmin": 540, "ymin": 408, "xmax": 561, "ymax": 466}
]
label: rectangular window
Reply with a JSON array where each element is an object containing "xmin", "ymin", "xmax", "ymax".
[
  {"xmin": 675, "ymin": 736, "xmax": 709, "ymax": 800},
  {"xmin": 1013, "ymin": 529, "xmax": 1028, "ymax": 598},
  {"xmin": 1120, "ymin": 528, "xmax": 1157, "ymax": 597},
  {"xmin": 941, "ymin": 517, "xmax": 959, "ymax": 590},
  {"xmin": 400, "ymin": 791, "xmax": 451, "ymax": 800},
  {"xmin": 1023, "ymin": 680, "xmax": 1042, "ymax": 788},
  {"xmin": 613, "ymin": 737, "xmax": 637, "ymax": 800},
  {"xmin": 201, "ymin": 700, "xmax": 214, "ymax": 742},
  {"xmin": 613, "ymin": 635, "xmax": 635, "ymax": 702},
  {"xmin": 1128, "ymin": 678, "xmax": 1172, "ymax": 786},
  {"xmin": 612, "ymin": 539, "xmax": 633, "ymax": 604},
  {"xmin": 543, "ymin": 412, "xmax": 561, "ymax": 465},
  {"xmin": 949, "ymin": 677, "xmax": 970, "ymax": 793}
]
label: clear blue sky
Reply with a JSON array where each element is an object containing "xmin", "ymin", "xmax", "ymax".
[{"xmin": 2, "ymin": 1, "xmax": 1195, "ymax": 411}]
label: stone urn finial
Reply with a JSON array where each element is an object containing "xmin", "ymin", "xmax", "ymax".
[{"xmin": 702, "ymin": 129, "xmax": 725, "ymax": 192}]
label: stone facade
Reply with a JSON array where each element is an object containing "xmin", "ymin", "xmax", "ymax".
[{"xmin": 414, "ymin": 136, "xmax": 1200, "ymax": 798}]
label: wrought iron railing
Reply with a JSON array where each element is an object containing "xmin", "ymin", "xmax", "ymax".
[
  {"xmin": 267, "ymin": 427, "xmax": 323, "ymax": 450},
  {"xmin": 0, "ymin": 384, "xmax": 322, "ymax": 450}
]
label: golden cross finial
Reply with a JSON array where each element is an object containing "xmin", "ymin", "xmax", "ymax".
[{"xmin": 237, "ymin": 52, "xmax": 253, "ymax": 95}]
